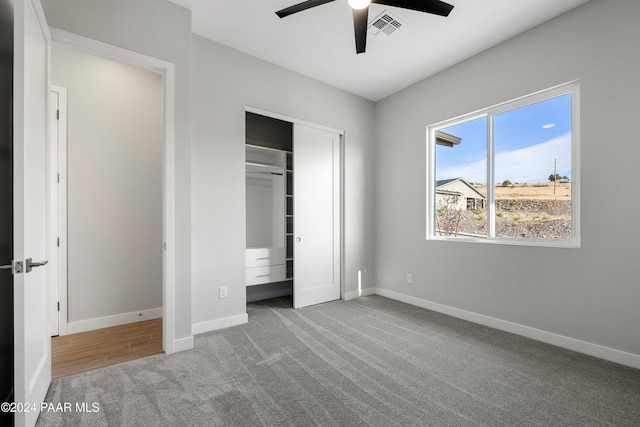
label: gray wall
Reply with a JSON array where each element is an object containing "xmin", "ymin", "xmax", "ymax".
[
  {"xmin": 42, "ymin": 0, "xmax": 193, "ymax": 341},
  {"xmin": 191, "ymin": 36, "xmax": 376, "ymax": 327},
  {"xmin": 51, "ymin": 44, "xmax": 162, "ymax": 323},
  {"xmin": 374, "ymin": 0, "xmax": 640, "ymax": 356},
  {"xmin": 40, "ymin": 0, "xmax": 639, "ymax": 364}
]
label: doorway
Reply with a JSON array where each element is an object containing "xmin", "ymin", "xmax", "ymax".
[
  {"xmin": 48, "ymin": 28, "xmax": 179, "ymax": 358},
  {"xmin": 51, "ymin": 44, "xmax": 163, "ymax": 338},
  {"xmin": 245, "ymin": 109, "xmax": 343, "ymax": 309}
]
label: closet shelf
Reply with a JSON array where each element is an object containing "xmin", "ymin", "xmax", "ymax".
[
  {"xmin": 246, "ymin": 142, "xmax": 292, "ymax": 154},
  {"xmin": 245, "ymin": 161, "xmax": 285, "ymax": 173}
]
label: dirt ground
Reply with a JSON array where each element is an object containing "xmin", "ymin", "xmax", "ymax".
[
  {"xmin": 473, "ymin": 182, "xmax": 571, "ymax": 200},
  {"xmin": 437, "ymin": 181, "xmax": 573, "ymax": 239}
]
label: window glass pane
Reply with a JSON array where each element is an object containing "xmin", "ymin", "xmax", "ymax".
[
  {"xmin": 434, "ymin": 116, "xmax": 488, "ymax": 237},
  {"xmin": 493, "ymin": 94, "xmax": 572, "ymax": 239}
]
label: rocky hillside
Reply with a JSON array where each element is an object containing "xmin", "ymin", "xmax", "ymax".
[{"xmin": 437, "ymin": 199, "xmax": 572, "ymax": 240}]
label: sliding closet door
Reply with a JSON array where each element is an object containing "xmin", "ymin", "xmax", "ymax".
[{"xmin": 293, "ymin": 124, "xmax": 340, "ymax": 308}]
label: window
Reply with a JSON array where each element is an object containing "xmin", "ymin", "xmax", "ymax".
[{"xmin": 427, "ymin": 81, "xmax": 579, "ymax": 247}]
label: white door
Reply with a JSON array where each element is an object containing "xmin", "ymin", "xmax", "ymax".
[
  {"xmin": 49, "ymin": 85, "xmax": 67, "ymax": 337},
  {"xmin": 14, "ymin": 1, "xmax": 51, "ymax": 425},
  {"xmin": 293, "ymin": 124, "xmax": 341, "ymax": 308},
  {"xmin": 49, "ymin": 89, "xmax": 59, "ymax": 337}
]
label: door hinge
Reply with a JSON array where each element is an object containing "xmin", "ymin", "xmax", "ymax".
[
  {"xmin": 57, "ymin": 173, "xmax": 60, "ymax": 183},
  {"xmin": 57, "ymin": 237, "xmax": 60, "ymax": 247},
  {"xmin": 56, "ymin": 109, "xmax": 59, "ymax": 120},
  {"xmin": 57, "ymin": 302, "xmax": 60, "ymax": 312}
]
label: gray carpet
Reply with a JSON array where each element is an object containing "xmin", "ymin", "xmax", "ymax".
[{"xmin": 38, "ymin": 296, "xmax": 640, "ymax": 426}]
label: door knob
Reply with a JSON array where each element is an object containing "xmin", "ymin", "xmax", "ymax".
[
  {"xmin": 0, "ymin": 261, "xmax": 23, "ymax": 274},
  {"xmin": 25, "ymin": 258, "xmax": 48, "ymax": 273},
  {"xmin": 296, "ymin": 237, "xmax": 301, "ymax": 242}
]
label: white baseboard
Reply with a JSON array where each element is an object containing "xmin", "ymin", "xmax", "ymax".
[
  {"xmin": 171, "ymin": 335, "xmax": 194, "ymax": 353},
  {"xmin": 64, "ymin": 308, "xmax": 162, "ymax": 335},
  {"xmin": 343, "ymin": 287, "xmax": 376, "ymax": 301},
  {"xmin": 373, "ymin": 287, "xmax": 640, "ymax": 370},
  {"xmin": 192, "ymin": 313, "xmax": 248, "ymax": 335}
]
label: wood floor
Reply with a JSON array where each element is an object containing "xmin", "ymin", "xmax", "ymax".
[{"xmin": 51, "ymin": 319, "xmax": 163, "ymax": 379}]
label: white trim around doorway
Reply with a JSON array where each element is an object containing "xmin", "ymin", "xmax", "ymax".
[
  {"xmin": 49, "ymin": 84, "xmax": 67, "ymax": 337},
  {"xmin": 48, "ymin": 28, "xmax": 185, "ymax": 354},
  {"xmin": 244, "ymin": 106, "xmax": 346, "ymax": 306}
]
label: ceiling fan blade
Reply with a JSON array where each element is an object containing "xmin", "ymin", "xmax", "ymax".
[
  {"xmin": 353, "ymin": 6, "xmax": 369, "ymax": 54},
  {"xmin": 372, "ymin": 0, "xmax": 454, "ymax": 17},
  {"xmin": 275, "ymin": 0, "xmax": 337, "ymax": 18}
]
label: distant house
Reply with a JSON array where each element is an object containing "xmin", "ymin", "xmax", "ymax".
[{"xmin": 436, "ymin": 178, "xmax": 486, "ymax": 210}]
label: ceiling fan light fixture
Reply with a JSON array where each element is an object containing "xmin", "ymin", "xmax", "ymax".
[
  {"xmin": 348, "ymin": 0, "xmax": 371, "ymax": 10},
  {"xmin": 276, "ymin": 0, "xmax": 454, "ymax": 54}
]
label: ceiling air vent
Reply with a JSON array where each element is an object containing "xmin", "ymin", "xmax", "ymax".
[{"xmin": 368, "ymin": 11, "xmax": 404, "ymax": 37}]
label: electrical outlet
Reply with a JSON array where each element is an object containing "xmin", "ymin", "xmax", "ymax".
[
  {"xmin": 219, "ymin": 286, "xmax": 228, "ymax": 298},
  {"xmin": 407, "ymin": 273, "xmax": 413, "ymax": 284}
]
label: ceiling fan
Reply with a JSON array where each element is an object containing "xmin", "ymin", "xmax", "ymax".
[{"xmin": 275, "ymin": 0, "xmax": 454, "ymax": 54}]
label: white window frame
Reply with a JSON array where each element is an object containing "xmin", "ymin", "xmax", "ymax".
[{"xmin": 427, "ymin": 81, "xmax": 580, "ymax": 248}]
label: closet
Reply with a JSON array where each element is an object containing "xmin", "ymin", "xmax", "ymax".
[{"xmin": 245, "ymin": 111, "xmax": 341, "ymax": 308}]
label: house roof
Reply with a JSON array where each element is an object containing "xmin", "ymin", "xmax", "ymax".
[
  {"xmin": 436, "ymin": 178, "xmax": 486, "ymax": 199},
  {"xmin": 436, "ymin": 178, "xmax": 460, "ymax": 187},
  {"xmin": 435, "ymin": 131, "xmax": 462, "ymax": 147}
]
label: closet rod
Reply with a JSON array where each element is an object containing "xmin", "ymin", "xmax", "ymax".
[{"xmin": 247, "ymin": 170, "xmax": 283, "ymax": 176}]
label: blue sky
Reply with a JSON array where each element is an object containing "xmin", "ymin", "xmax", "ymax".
[{"xmin": 436, "ymin": 94, "xmax": 572, "ymax": 184}]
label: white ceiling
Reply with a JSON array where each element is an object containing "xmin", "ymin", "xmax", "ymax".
[{"xmin": 169, "ymin": 0, "xmax": 590, "ymax": 101}]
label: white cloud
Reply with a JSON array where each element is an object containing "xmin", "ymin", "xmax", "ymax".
[
  {"xmin": 438, "ymin": 133, "xmax": 571, "ymax": 184},
  {"xmin": 438, "ymin": 159, "xmax": 486, "ymax": 183}
]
